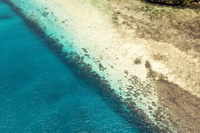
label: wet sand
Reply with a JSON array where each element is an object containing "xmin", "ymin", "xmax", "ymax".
[{"xmin": 110, "ymin": 1, "xmax": 200, "ymax": 131}]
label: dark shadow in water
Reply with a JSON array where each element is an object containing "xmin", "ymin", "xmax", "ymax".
[
  {"xmin": 2, "ymin": 0, "xmax": 156, "ymax": 132},
  {"xmin": 0, "ymin": 14, "xmax": 13, "ymax": 20}
]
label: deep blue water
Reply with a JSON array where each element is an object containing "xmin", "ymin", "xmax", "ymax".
[{"xmin": 0, "ymin": 2, "xmax": 141, "ymax": 133}]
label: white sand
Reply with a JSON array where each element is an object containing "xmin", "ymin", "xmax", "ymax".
[{"xmin": 9, "ymin": 0, "xmax": 200, "ymax": 131}]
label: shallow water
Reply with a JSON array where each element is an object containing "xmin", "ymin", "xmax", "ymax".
[{"xmin": 0, "ymin": 2, "xmax": 143, "ymax": 133}]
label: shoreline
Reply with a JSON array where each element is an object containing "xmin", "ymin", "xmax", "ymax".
[
  {"xmin": 5, "ymin": 0, "xmax": 200, "ymax": 132},
  {"xmin": 3, "ymin": 0, "xmax": 154, "ymax": 132}
]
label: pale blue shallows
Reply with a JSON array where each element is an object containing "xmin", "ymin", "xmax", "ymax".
[{"xmin": 0, "ymin": 2, "xmax": 147, "ymax": 133}]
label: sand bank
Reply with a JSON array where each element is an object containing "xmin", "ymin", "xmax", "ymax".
[{"xmin": 7, "ymin": 0, "xmax": 200, "ymax": 132}]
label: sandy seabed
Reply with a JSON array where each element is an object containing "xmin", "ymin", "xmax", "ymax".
[{"xmin": 6, "ymin": 0, "xmax": 200, "ymax": 132}]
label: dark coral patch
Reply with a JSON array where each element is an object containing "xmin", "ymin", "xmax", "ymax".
[{"xmin": 0, "ymin": 14, "xmax": 13, "ymax": 20}]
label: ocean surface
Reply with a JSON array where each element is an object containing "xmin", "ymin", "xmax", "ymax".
[{"xmin": 0, "ymin": 2, "xmax": 146, "ymax": 133}]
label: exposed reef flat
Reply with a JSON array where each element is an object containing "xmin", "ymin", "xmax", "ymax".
[{"xmin": 5, "ymin": 0, "xmax": 200, "ymax": 132}]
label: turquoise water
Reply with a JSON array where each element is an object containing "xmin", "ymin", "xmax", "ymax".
[{"xmin": 0, "ymin": 2, "xmax": 151, "ymax": 133}]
